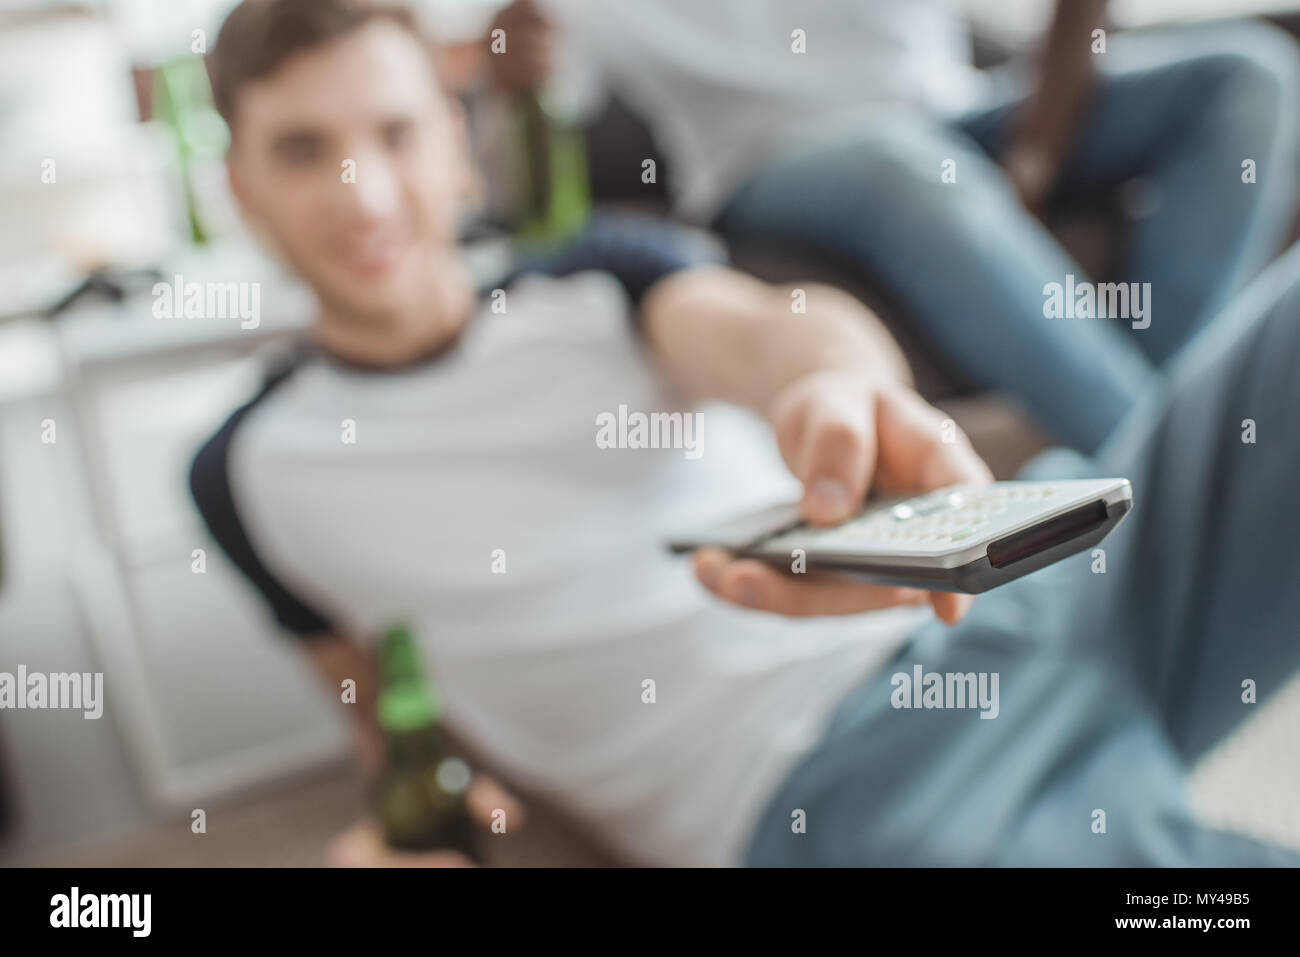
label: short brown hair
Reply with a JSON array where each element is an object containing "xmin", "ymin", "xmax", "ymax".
[{"xmin": 208, "ymin": 0, "xmax": 434, "ymax": 129}]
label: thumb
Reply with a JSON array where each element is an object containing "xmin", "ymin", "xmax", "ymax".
[
  {"xmin": 797, "ymin": 388, "xmax": 876, "ymax": 526},
  {"xmin": 465, "ymin": 773, "xmax": 527, "ymax": 833}
]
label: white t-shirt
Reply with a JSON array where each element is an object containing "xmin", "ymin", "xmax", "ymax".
[
  {"xmin": 195, "ymin": 270, "xmax": 926, "ymax": 866},
  {"xmin": 548, "ymin": 0, "xmax": 984, "ymax": 221}
]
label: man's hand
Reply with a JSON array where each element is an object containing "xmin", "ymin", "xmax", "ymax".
[
  {"xmin": 693, "ymin": 371, "xmax": 992, "ymax": 623},
  {"xmin": 327, "ymin": 773, "xmax": 527, "ymax": 867},
  {"xmin": 486, "ymin": 0, "xmax": 555, "ymax": 93},
  {"xmin": 640, "ymin": 268, "xmax": 988, "ymax": 621}
]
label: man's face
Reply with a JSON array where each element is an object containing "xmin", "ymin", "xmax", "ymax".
[{"xmin": 226, "ymin": 21, "xmax": 465, "ymax": 320}]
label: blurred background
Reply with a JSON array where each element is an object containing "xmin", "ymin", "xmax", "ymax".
[{"xmin": 1, "ymin": 0, "xmax": 1299, "ymax": 867}]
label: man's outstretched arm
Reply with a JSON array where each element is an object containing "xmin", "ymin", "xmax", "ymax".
[
  {"xmin": 641, "ymin": 267, "xmax": 913, "ymax": 409},
  {"xmin": 640, "ymin": 268, "xmax": 992, "ymax": 623}
]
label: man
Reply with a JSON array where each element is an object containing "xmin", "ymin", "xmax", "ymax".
[
  {"xmin": 500, "ymin": 0, "xmax": 1300, "ymax": 453},
  {"xmin": 193, "ymin": 0, "xmax": 1300, "ymax": 867},
  {"xmin": 195, "ymin": 0, "xmax": 969, "ymax": 870}
]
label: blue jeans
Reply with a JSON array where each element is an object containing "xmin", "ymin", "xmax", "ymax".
[
  {"xmin": 713, "ymin": 21, "xmax": 1300, "ymax": 453},
  {"xmin": 744, "ymin": 239, "xmax": 1300, "ymax": 866}
]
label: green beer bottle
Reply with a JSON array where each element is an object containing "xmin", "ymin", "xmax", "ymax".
[
  {"xmin": 374, "ymin": 625, "xmax": 478, "ymax": 859},
  {"xmin": 512, "ymin": 91, "xmax": 590, "ymax": 246}
]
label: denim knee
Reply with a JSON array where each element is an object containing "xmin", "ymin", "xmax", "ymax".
[{"xmin": 1198, "ymin": 21, "xmax": 1300, "ymax": 153}]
